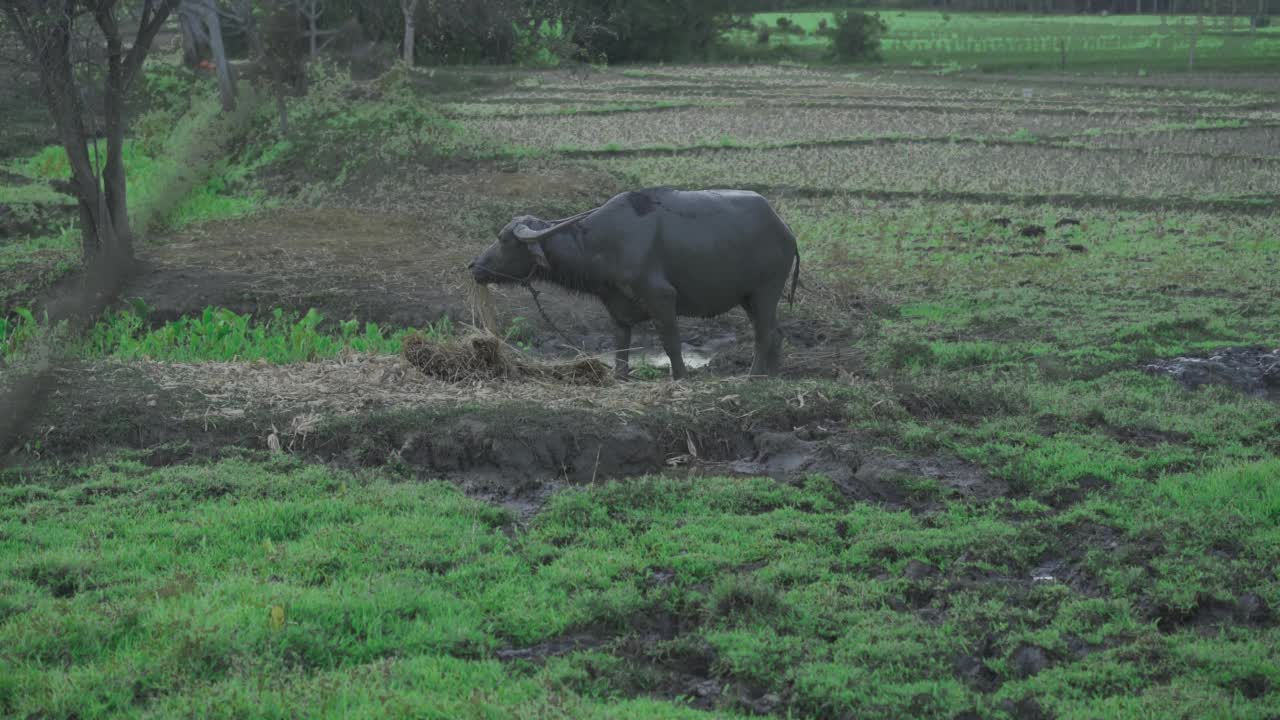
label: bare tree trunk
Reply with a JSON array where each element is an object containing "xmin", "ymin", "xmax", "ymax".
[
  {"xmin": 261, "ymin": 0, "xmax": 304, "ymax": 137},
  {"xmin": 43, "ymin": 31, "xmax": 113, "ymax": 264},
  {"xmin": 179, "ymin": 11, "xmax": 200, "ymax": 67},
  {"xmin": 236, "ymin": 0, "xmax": 263, "ymax": 56},
  {"xmin": 299, "ymin": 0, "xmax": 323, "ymax": 58},
  {"xmin": 95, "ymin": 5, "xmax": 133, "ymax": 260},
  {"xmin": 401, "ymin": 0, "xmax": 419, "ymax": 65},
  {"xmin": 275, "ymin": 93, "xmax": 290, "ymax": 135},
  {"xmin": 203, "ymin": 5, "xmax": 237, "ymax": 111}
]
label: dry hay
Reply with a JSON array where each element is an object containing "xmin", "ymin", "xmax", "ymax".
[
  {"xmin": 402, "ymin": 330, "xmax": 613, "ymax": 386},
  {"xmin": 115, "ymin": 353, "xmax": 818, "ymax": 436},
  {"xmin": 468, "ymin": 282, "xmax": 501, "ymax": 335}
]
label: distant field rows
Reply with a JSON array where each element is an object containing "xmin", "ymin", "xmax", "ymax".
[
  {"xmin": 470, "ymin": 104, "xmax": 1279, "ymax": 161},
  {"xmin": 602, "ymin": 143, "xmax": 1280, "ymax": 199},
  {"xmin": 1078, "ymin": 124, "xmax": 1280, "ymax": 157},
  {"xmin": 466, "ymin": 95, "xmax": 1265, "ymax": 121},
  {"xmin": 476, "ymin": 90, "xmax": 1271, "ymax": 112},
  {"xmin": 487, "ymin": 81, "xmax": 1271, "ymax": 115},
  {"xmin": 470, "ymin": 106, "xmax": 1163, "ymax": 149}
]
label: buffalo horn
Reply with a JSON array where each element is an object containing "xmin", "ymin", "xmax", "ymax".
[{"xmin": 512, "ymin": 207, "xmax": 597, "ymax": 241}]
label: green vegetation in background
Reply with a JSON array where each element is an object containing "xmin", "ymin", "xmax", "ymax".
[
  {"xmin": 0, "ymin": 62, "xmax": 271, "ymax": 314},
  {"xmin": 79, "ymin": 304, "xmax": 451, "ymax": 364},
  {"xmin": 1, "ymin": 458, "xmax": 1276, "ymax": 718},
  {"xmin": 228, "ymin": 60, "xmax": 491, "ymax": 200},
  {"xmin": 0, "ymin": 307, "xmax": 41, "ymax": 362},
  {"xmin": 725, "ymin": 10, "xmax": 1280, "ymax": 70}
]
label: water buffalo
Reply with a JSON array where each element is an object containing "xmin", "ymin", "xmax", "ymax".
[{"xmin": 468, "ymin": 187, "xmax": 800, "ymax": 380}]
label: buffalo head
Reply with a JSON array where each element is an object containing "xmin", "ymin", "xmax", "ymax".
[{"xmin": 469, "ymin": 210, "xmax": 593, "ymax": 285}]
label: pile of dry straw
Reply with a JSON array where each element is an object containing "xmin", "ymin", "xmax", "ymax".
[{"xmin": 402, "ymin": 283, "xmax": 613, "ymax": 386}]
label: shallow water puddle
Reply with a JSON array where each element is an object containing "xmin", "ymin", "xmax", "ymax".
[
  {"xmin": 637, "ymin": 333, "xmax": 738, "ymax": 370},
  {"xmin": 639, "ymin": 347, "xmax": 713, "ymax": 369}
]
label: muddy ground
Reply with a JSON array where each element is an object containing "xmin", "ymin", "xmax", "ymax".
[{"xmin": 14, "ymin": 349, "xmax": 1001, "ymax": 522}]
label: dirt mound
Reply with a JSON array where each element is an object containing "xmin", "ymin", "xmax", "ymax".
[
  {"xmin": 403, "ymin": 331, "xmax": 613, "ymax": 385},
  {"xmin": 11, "ymin": 356, "xmax": 982, "ymax": 504},
  {"xmin": 1145, "ymin": 346, "xmax": 1280, "ymax": 401}
]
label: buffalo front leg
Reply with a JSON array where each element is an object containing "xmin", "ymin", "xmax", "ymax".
[
  {"xmin": 659, "ymin": 321, "xmax": 687, "ymax": 380},
  {"xmin": 641, "ymin": 285, "xmax": 686, "ymax": 380},
  {"xmin": 613, "ymin": 322, "xmax": 633, "ymax": 379}
]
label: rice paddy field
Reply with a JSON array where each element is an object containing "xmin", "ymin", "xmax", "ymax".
[{"xmin": 2, "ymin": 47, "xmax": 1280, "ymax": 719}]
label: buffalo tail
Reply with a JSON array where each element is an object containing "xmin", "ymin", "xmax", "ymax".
[{"xmin": 788, "ymin": 247, "xmax": 801, "ymax": 307}]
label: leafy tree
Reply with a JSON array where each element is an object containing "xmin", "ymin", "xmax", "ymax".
[
  {"xmin": 830, "ymin": 9, "xmax": 886, "ymax": 62},
  {"xmin": 556, "ymin": 0, "xmax": 729, "ymax": 63},
  {"xmin": 1, "ymin": 0, "xmax": 179, "ymax": 281}
]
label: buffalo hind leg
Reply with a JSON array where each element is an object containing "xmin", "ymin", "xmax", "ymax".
[
  {"xmin": 742, "ymin": 293, "xmax": 782, "ymax": 377},
  {"xmin": 612, "ymin": 322, "xmax": 633, "ymax": 379}
]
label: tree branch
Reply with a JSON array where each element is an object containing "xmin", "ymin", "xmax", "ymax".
[{"xmin": 122, "ymin": 0, "xmax": 177, "ymax": 88}]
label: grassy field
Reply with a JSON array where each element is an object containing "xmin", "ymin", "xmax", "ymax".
[
  {"xmin": 729, "ymin": 10, "xmax": 1280, "ymax": 70},
  {"xmin": 2, "ymin": 47, "xmax": 1280, "ymax": 719}
]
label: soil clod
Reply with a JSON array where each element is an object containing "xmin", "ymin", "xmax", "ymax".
[
  {"xmin": 1011, "ymin": 644, "xmax": 1051, "ymax": 678},
  {"xmin": 1144, "ymin": 346, "xmax": 1280, "ymax": 401},
  {"xmin": 952, "ymin": 654, "xmax": 1001, "ymax": 693}
]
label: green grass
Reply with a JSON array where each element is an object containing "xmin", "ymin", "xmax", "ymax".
[
  {"xmin": 0, "ymin": 459, "xmax": 716, "ymax": 718},
  {"xmin": 79, "ymin": 305, "xmax": 451, "ymax": 363},
  {"xmin": 0, "ymin": 228, "xmax": 79, "ymax": 313},
  {"xmin": 0, "ymin": 180, "xmax": 68, "ymax": 207},
  {"xmin": 725, "ymin": 10, "xmax": 1280, "ymax": 70},
  {"xmin": 0, "ymin": 307, "xmax": 41, "ymax": 361},
  {"xmin": 7, "ymin": 303, "xmax": 449, "ymax": 365},
  {"xmin": 15, "ymin": 139, "xmax": 217, "ymax": 235},
  {"xmin": 1, "ymin": 458, "xmax": 1276, "ymax": 718},
  {"xmin": 782, "ymin": 202, "xmax": 1279, "ymax": 362}
]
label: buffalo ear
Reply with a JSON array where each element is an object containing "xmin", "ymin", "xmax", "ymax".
[{"xmin": 526, "ymin": 240, "xmax": 550, "ymax": 272}]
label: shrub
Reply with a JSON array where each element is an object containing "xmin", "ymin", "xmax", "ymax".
[
  {"xmin": 830, "ymin": 10, "xmax": 887, "ymax": 62},
  {"xmin": 775, "ymin": 16, "xmax": 792, "ymax": 29},
  {"xmin": 567, "ymin": 0, "xmax": 723, "ymax": 62},
  {"xmin": 323, "ymin": 0, "xmax": 522, "ymax": 65}
]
